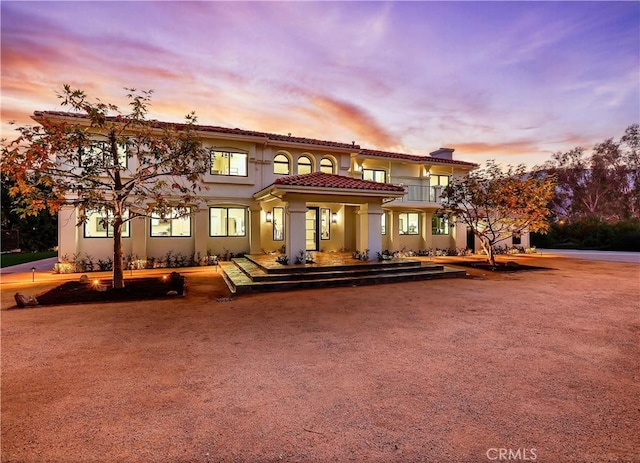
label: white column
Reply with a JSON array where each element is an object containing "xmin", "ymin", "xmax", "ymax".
[
  {"xmin": 285, "ymin": 199, "xmax": 307, "ymax": 263},
  {"xmin": 422, "ymin": 212, "xmax": 432, "ymax": 249},
  {"xmin": 193, "ymin": 208, "xmax": 209, "ymax": 259},
  {"xmin": 130, "ymin": 215, "xmax": 147, "ymax": 260},
  {"xmin": 357, "ymin": 202, "xmax": 383, "ymax": 260},
  {"xmin": 248, "ymin": 204, "xmax": 262, "ymax": 254},
  {"xmin": 57, "ymin": 205, "xmax": 77, "ymax": 260}
]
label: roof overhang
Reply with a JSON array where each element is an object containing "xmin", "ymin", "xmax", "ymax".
[{"xmin": 254, "ymin": 183, "xmax": 406, "ymax": 202}]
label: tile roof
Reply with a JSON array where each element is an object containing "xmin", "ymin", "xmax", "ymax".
[
  {"xmin": 33, "ymin": 111, "xmax": 476, "ymax": 166},
  {"xmin": 33, "ymin": 111, "xmax": 358, "ymax": 150},
  {"xmin": 360, "ymin": 148, "xmax": 477, "ymax": 167},
  {"xmin": 273, "ymin": 172, "xmax": 405, "ymax": 192}
]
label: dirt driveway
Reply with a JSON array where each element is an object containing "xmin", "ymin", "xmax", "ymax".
[{"xmin": 1, "ymin": 255, "xmax": 639, "ymax": 463}]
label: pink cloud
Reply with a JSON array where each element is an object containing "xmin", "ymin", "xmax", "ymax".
[{"xmin": 309, "ymin": 95, "xmax": 400, "ymax": 149}]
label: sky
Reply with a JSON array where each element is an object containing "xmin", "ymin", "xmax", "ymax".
[{"xmin": 1, "ymin": 1, "xmax": 638, "ymax": 167}]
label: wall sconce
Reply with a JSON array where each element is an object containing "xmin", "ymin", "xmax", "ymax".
[
  {"xmin": 331, "ymin": 213, "xmax": 338, "ymax": 224},
  {"xmin": 266, "ymin": 212, "xmax": 272, "ymax": 223}
]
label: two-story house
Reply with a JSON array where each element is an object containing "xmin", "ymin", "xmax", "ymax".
[{"xmin": 36, "ymin": 111, "xmax": 527, "ymax": 264}]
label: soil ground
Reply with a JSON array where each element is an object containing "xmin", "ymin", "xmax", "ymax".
[{"xmin": 1, "ymin": 255, "xmax": 639, "ymax": 463}]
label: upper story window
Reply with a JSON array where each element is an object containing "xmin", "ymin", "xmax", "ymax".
[
  {"xmin": 83, "ymin": 209, "xmax": 130, "ymax": 238},
  {"xmin": 431, "ymin": 175, "xmax": 450, "ymax": 188},
  {"xmin": 363, "ymin": 169, "xmax": 386, "ymax": 183},
  {"xmin": 298, "ymin": 155, "xmax": 313, "ymax": 175},
  {"xmin": 210, "ymin": 207, "xmax": 246, "ymax": 237},
  {"xmin": 80, "ymin": 141, "xmax": 127, "ymax": 169},
  {"xmin": 273, "ymin": 154, "xmax": 290, "ymax": 175},
  {"xmin": 211, "ymin": 151, "xmax": 247, "ymax": 176},
  {"xmin": 150, "ymin": 208, "xmax": 191, "ymax": 237},
  {"xmin": 432, "ymin": 216, "xmax": 449, "ymax": 235},
  {"xmin": 320, "ymin": 157, "xmax": 335, "ymax": 174}
]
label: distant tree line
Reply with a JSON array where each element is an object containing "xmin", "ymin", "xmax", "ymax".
[{"xmin": 531, "ymin": 124, "xmax": 640, "ymax": 251}]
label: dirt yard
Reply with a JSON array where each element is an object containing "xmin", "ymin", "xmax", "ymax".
[{"xmin": 1, "ymin": 255, "xmax": 639, "ymax": 463}]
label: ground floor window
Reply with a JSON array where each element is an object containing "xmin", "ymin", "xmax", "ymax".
[
  {"xmin": 431, "ymin": 216, "xmax": 449, "ymax": 235},
  {"xmin": 210, "ymin": 207, "xmax": 246, "ymax": 237},
  {"xmin": 151, "ymin": 208, "xmax": 191, "ymax": 237},
  {"xmin": 381, "ymin": 212, "xmax": 386, "ymax": 235},
  {"xmin": 273, "ymin": 207, "xmax": 284, "ymax": 241},
  {"xmin": 512, "ymin": 234, "xmax": 522, "ymax": 245},
  {"xmin": 83, "ymin": 209, "xmax": 130, "ymax": 238},
  {"xmin": 399, "ymin": 212, "xmax": 419, "ymax": 235}
]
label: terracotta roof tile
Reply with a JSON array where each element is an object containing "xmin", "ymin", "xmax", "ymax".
[
  {"xmin": 33, "ymin": 111, "xmax": 358, "ymax": 150},
  {"xmin": 273, "ymin": 172, "xmax": 405, "ymax": 192},
  {"xmin": 360, "ymin": 148, "xmax": 477, "ymax": 167}
]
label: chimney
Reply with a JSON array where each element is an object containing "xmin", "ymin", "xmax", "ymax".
[{"xmin": 429, "ymin": 147, "xmax": 455, "ymax": 160}]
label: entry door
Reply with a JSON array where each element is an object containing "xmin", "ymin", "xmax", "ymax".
[
  {"xmin": 466, "ymin": 227, "xmax": 476, "ymax": 252},
  {"xmin": 306, "ymin": 208, "xmax": 319, "ymax": 251}
]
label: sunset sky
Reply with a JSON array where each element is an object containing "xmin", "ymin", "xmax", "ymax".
[{"xmin": 2, "ymin": 1, "xmax": 638, "ymax": 167}]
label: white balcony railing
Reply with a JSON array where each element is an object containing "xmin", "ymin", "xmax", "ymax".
[{"xmin": 396, "ymin": 185, "xmax": 441, "ymax": 203}]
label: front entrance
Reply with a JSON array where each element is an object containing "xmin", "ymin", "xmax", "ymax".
[
  {"xmin": 466, "ymin": 227, "xmax": 476, "ymax": 252},
  {"xmin": 306, "ymin": 207, "xmax": 319, "ymax": 251}
]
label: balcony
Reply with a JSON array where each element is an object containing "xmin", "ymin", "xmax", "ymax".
[{"xmin": 392, "ymin": 185, "xmax": 442, "ymax": 204}]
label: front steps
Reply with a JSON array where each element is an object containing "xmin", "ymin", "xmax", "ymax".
[{"xmin": 219, "ymin": 255, "xmax": 467, "ymax": 294}]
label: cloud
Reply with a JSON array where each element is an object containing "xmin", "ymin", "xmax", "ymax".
[
  {"xmin": 308, "ymin": 95, "xmax": 400, "ymax": 149},
  {"xmin": 448, "ymin": 139, "xmax": 542, "ymax": 157}
]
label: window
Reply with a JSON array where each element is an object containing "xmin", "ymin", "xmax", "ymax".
[
  {"xmin": 273, "ymin": 154, "xmax": 290, "ymax": 175},
  {"xmin": 432, "ymin": 216, "xmax": 449, "ymax": 235},
  {"xmin": 512, "ymin": 234, "xmax": 522, "ymax": 245},
  {"xmin": 363, "ymin": 169, "xmax": 386, "ymax": 183},
  {"xmin": 320, "ymin": 208, "xmax": 331, "ymax": 240},
  {"xmin": 209, "ymin": 207, "xmax": 246, "ymax": 237},
  {"xmin": 431, "ymin": 175, "xmax": 449, "ymax": 188},
  {"xmin": 272, "ymin": 207, "xmax": 284, "ymax": 241},
  {"xmin": 151, "ymin": 208, "xmax": 191, "ymax": 237},
  {"xmin": 399, "ymin": 212, "xmax": 419, "ymax": 235},
  {"xmin": 320, "ymin": 157, "xmax": 334, "ymax": 174},
  {"xmin": 83, "ymin": 209, "xmax": 130, "ymax": 238},
  {"xmin": 80, "ymin": 141, "xmax": 127, "ymax": 169},
  {"xmin": 381, "ymin": 212, "xmax": 386, "ymax": 235},
  {"xmin": 210, "ymin": 151, "xmax": 248, "ymax": 176},
  {"xmin": 298, "ymin": 156, "xmax": 312, "ymax": 175}
]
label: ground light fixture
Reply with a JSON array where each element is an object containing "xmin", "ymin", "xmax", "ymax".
[{"xmin": 31, "ymin": 267, "xmax": 36, "ymax": 282}]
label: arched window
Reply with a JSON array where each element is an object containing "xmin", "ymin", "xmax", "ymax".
[
  {"xmin": 320, "ymin": 157, "xmax": 334, "ymax": 174},
  {"xmin": 273, "ymin": 154, "xmax": 290, "ymax": 175},
  {"xmin": 298, "ymin": 155, "xmax": 313, "ymax": 175}
]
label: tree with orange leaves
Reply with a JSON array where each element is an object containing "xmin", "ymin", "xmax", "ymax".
[
  {"xmin": 0, "ymin": 85, "xmax": 211, "ymax": 288},
  {"xmin": 439, "ymin": 161, "xmax": 556, "ymax": 266}
]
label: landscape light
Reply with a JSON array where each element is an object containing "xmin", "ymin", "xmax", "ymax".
[{"xmin": 31, "ymin": 267, "xmax": 36, "ymax": 282}]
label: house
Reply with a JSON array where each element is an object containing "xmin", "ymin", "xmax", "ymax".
[{"xmin": 34, "ymin": 111, "xmax": 529, "ymax": 264}]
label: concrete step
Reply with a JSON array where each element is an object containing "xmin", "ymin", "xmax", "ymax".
[
  {"xmin": 243, "ymin": 255, "xmax": 423, "ymax": 274},
  {"xmin": 232, "ymin": 257, "xmax": 444, "ymax": 282},
  {"xmin": 219, "ymin": 261, "xmax": 466, "ymax": 294}
]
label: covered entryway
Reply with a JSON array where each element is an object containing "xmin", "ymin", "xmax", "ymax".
[{"xmin": 253, "ymin": 172, "xmax": 405, "ymax": 261}]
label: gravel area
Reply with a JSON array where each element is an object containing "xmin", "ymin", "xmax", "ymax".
[{"xmin": 1, "ymin": 255, "xmax": 639, "ymax": 462}]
